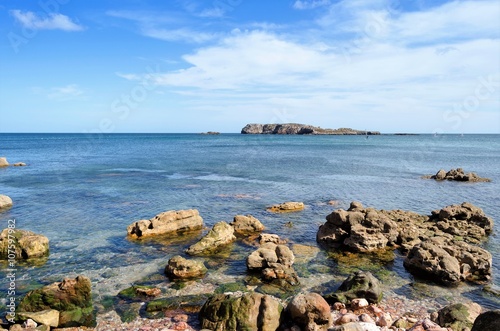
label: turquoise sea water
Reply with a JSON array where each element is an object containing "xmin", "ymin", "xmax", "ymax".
[{"xmin": 0, "ymin": 133, "xmax": 499, "ymax": 310}]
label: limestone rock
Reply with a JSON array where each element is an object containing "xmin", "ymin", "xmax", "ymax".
[
  {"xmin": 324, "ymin": 271, "xmax": 382, "ymax": 304},
  {"xmin": 259, "ymin": 233, "xmax": 287, "ymax": 245},
  {"xmin": 127, "ymin": 209, "xmax": 203, "ymax": 238},
  {"xmin": 428, "ymin": 168, "xmax": 491, "ymax": 182},
  {"xmin": 18, "ymin": 276, "xmax": 94, "ymax": 328},
  {"xmin": 186, "ymin": 221, "xmax": 236, "ymax": 255},
  {"xmin": 13, "ymin": 162, "xmax": 27, "ymax": 167},
  {"xmin": 199, "ymin": 292, "xmax": 283, "ymax": 331},
  {"xmin": 0, "ymin": 157, "xmax": 8, "ymax": 167},
  {"xmin": 230, "ymin": 214, "xmax": 265, "ymax": 235},
  {"xmin": 247, "ymin": 242, "xmax": 299, "ymax": 286},
  {"xmin": 471, "ymin": 310, "xmax": 500, "ymax": 331},
  {"xmin": 17, "ymin": 309, "xmax": 60, "ymax": 327},
  {"xmin": 0, "ymin": 229, "xmax": 49, "ymax": 260},
  {"xmin": 433, "ymin": 302, "xmax": 481, "ymax": 331},
  {"xmin": 0, "ymin": 195, "xmax": 13, "ymax": 210},
  {"xmin": 268, "ymin": 201, "xmax": 305, "ymax": 213},
  {"xmin": 165, "ymin": 255, "xmax": 207, "ymax": 280},
  {"xmin": 287, "ymin": 293, "xmax": 332, "ymax": 331}
]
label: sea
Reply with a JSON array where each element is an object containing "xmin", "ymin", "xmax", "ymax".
[{"xmin": 0, "ymin": 133, "xmax": 499, "ymax": 312}]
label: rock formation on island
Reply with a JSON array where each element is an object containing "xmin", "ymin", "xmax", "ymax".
[
  {"xmin": 241, "ymin": 123, "xmax": 380, "ymax": 135},
  {"xmin": 127, "ymin": 209, "xmax": 203, "ymax": 239},
  {"xmin": 423, "ymin": 168, "xmax": 491, "ymax": 182}
]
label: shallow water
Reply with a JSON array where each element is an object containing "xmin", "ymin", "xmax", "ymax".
[{"xmin": 0, "ymin": 133, "xmax": 499, "ymax": 310}]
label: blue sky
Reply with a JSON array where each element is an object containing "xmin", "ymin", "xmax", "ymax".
[{"xmin": 0, "ymin": 0, "xmax": 498, "ymax": 133}]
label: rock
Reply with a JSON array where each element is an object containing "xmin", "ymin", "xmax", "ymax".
[
  {"xmin": 230, "ymin": 215, "xmax": 265, "ymax": 235},
  {"xmin": 350, "ymin": 298, "xmax": 369, "ymax": 310},
  {"xmin": 23, "ymin": 319, "xmax": 37, "ymax": 328},
  {"xmin": 433, "ymin": 303, "xmax": 481, "ymax": 331},
  {"xmin": 165, "ymin": 255, "xmax": 207, "ymax": 279},
  {"xmin": 291, "ymin": 244, "xmax": 320, "ymax": 263},
  {"xmin": 0, "ymin": 157, "xmax": 8, "ymax": 167},
  {"xmin": 199, "ymin": 292, "xmax": 283, "ymax": 331},
  {"xmin": 324, "ymin": 271, "xmax": 382, "ymax": 304},
  {"xmin": 17, "ymin": 275, "xmax": 94, "ymax": 328},
  {"xmin": 471, "ymin": 310, "xmax": 500, "ymax": 331},
  {"xmin": 329, "ymin": 322, "xmax": 380, "ymax": 331},
  {"xmin": 0, "ymin": 229, "xmax": 49, "ymax": 259},
  {"xmin": 0, "ymin": 195, "xmax": 13, "ymax": 210},
  {"xmin": 429, "ymin": 168, "xmax": 491, "ymax": 182},
  {"xmin": 247, "ymin": 242, "xmax": 299, "ymax": 286},
  {"xmin": 127, "ymin": 209, "xmax": 203, "ymax": 239},
  {"xmin": 408, "ymin": 318, "xmax": 451, "ymax": 331},
  {"xmin": 403, "ymin": 236, "xmax": 492, "ymax": 286},
  {"xmin": 12, "ymin": 162, "xmax": 27, "ymax": 167},
  {"xmin": 17, "ymin": 310, "xmax": 60, "ymax": 327},
  {"xmin": 134, "ymin": 287, "xmax": 161, "ymax": 297},
  {"xmin": 186, "ymin": 221, "xmax": 236, "ymax": 255},
  {"xmin": 241, "ymin": 123, "xmax": 380, "ymax": 135},
  {"xmin": 287, "ymin": 293, "xmax": 332, "ymax": 331},
  {"xmin": 260, "ymin": 233, "xmax": 287, "ymax": 244},
  {"xmin": 336, "ymin": 313, "xmax": 358, "ymax": 325},
  {"xmin": 268, "ymin": 202, "xmax": 305, "ymax": 213}
]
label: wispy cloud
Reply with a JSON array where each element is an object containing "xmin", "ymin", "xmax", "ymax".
[
  {"xmin": 293, "ymin": 0, "xmax": 331, "ymax": 10},
  {"xmin": 10, "ymin": 10, "xmax": 84, "ymax": 31},
  {"xmin": 47, "ymin": 84, "xmax": 85, "ymax": 100}
]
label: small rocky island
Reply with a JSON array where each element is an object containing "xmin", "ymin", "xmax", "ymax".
[
  {"xmin": 423, "ymin": 168, "xmax": 491, "ymax": 182},
  {"xmin": 241, "ymin": 123, "xmax": 380, "ymax": 135}
]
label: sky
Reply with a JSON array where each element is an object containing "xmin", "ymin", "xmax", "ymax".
[{"xmin": 0, "ymin": 0, "xmax": 499, "ymax": 133}]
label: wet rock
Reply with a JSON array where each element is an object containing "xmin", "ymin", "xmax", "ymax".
[
  {"xmin": 292, "ymin": 244, "xmax": 320, "ymax": 263},
  {"xmin": 17, "ymin": 276, "xmax": 94, "ymax": 328},
  {"xmin": 186, "ymin": 221, "xmax": 236, "ymax": 255},
  {"xmin": 230, "ymin": 214, "xmax": 265, "ymax": 235},
  {"xmin": 146, "ymin": 294, "xmax": 210, "ymax": 313},
  {"xmin": 427, "ymin": 168, "xmax": 491, "ymax": 182},
  {"xmin": 17, "ymin": 310, "xmax": 59, "ymax": 327},
  {"xmin": 260, "ymin": 233, "xmax": 287, "ymax": 245},
  {"xmin": 165, "ymin": 255, "xmax": 207, "ymax": 280},
  {"xmin": 0, "ymin": 229, "xmax": 49, "ymax": 259},
  {"xmin": 199, "ymin": 292, "xmax": 283, "ymax": 331},
  {"xmin": 329, "ymin": 322, "xmax": 380, "ymax": 331},
  {"xmin": 0, "ymin": 195, "xmax": 13, "ymax": 210},
  {"xmin": 287, "ymin": 293, "xmax": 332, "ymax": 331},
  {"xmin": 433, "ymin": 303, "xmax": 481, "ymax": 331},
  {"xmin": 247, "ymin": 242, "xmax": 299, "ymax": 286},
  {"xmin": 13, "ymin": 162, "xmax": 27, "ymax": 167},
  {"xmin": 267, "ymin": 201, "xmax": 305, "ymax": 213},
  {"xmin": 0, "ymin": 157, "xmax": 8, "ymax": 167},
  {"xmin": 325, "ymin": 271, "xmax": 382, "ymax": 305},
  {"xmin": 118, "ymin": 285, "xmax": 162, "ymax": 300},
  {"xmin": 350, "ymin": 298, "xmax": 369, "ymax": 310},
  {"xmin": 403, "ymin": 236, "xmax": 492, "ymax": 286},
  {"xmin": 408, "ymin": 318, "xmax": 451, "ymax": 331},
  {"xmin": 471, "ymin": 310, "xmax": 500, "ymax": 331},
  {"xmin": 127, "ymin": 209, "xmax": 203, "ymax": 239}
]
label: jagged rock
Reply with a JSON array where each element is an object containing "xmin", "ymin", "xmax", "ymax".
[
  {"xmin": 241, "ymin": 123, "xmax": 380, "ymax": 135},
  {"xmin": 17, "ymin": 309, "xmax": 60, "ymax": 327},
  {"xmin": 186, "ymin": 221, "xmax": 236, "ymax": 255},
  {"xmin": 471, "ymin": 310, "xmax": 500, "ymax": 331},
  {"xmin": 0, "ymin": 229, "xmax": 49, "ymax": 260},
  {"xmin": 0, "ymin": 195, "xmax": 13, "ymax": 210},
  {"xmin": 268, "ymin": 201, "xmax": 305, "ymax": 213},
  {"xmin": 165, "ymin": 255, "xmax": 207, "ymax": 279},
  {"xmin": 403, "ymin": 236, "xmax": 492, "ymax": 286},
  {"xmin": 259, "ymin": 233, "xmax": 287, "ymax": 245},
  {"xmin": 247, "ymin": 242, "xmax": 299, "ymax": 286},
  {"xmin": 427, "ymin": 168, "xmax": 491, "ymax": 182},
  {"xmin": 127, "ymin": 209, "xmax": 203, "ymax": 239},
  {"xmin": 432, "ymin": 302, "xmax": 481, "ymax": 331},
  {"xmin": 0, "ymin": 157, "xmax": 8, "ymax": 167},
  {"xmin": 199, "ymin": 292, "xmax": 283, "ymax": 331},
  {"xmin": 230, "ymin": 215, "xmax": 265, "ymax": 235},
  {"xmin": 287, "ymin": 293, "xmax": 332, "ymax": 331},
  {"xmin": 18, "ymin": 276, "xmax": 94, "ymax": 328},
  {"xmin": 324, "ymin": 271, "xmax": 382, "ymax": 304}
]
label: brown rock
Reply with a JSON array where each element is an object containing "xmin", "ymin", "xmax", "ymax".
[
  {"xmin": 185, "ymin": 221, "xmax": 236, "ymax": 255},
  {"xmin": 230, "ymin": 214, "xmax": 265, "ymax": 235},
  {"xmin": 267, "ymin": 201, "xmax": 305, "ymax": 213},
  {"xmin": 0, "ymin": 229, "xmax": 49, "ymax": 260},
  {"xmin": 13, "ymin": 162, "xmax": 27, "ymax": 167},
  {"xmin": 247, "ymin": 242, "xmax": 299, "ymax": 286},
  {"xmin": 0, "ymin": 195, "xmax": 13, "ymax": 210},
  {"xmin": 0, "ymin": 157, "xmax": 8, "ymax": 167},
  {"xmin": 165, "ymin": 255, "xmax": 207, "ymax": 279},
  {"xmin": 287, "ymin": 293, "xmax": 332, "ymax": 331},
  {"xmin": 127, "ymin": 209, "xmax": 203, "ymax": 239}
]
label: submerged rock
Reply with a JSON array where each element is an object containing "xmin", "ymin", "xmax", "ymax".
[
  {"xmin": 0, "ymin": 229, "xmax": 49, "ymax": 259},
  {"xmin": 432, "ymin": 302, "xmax": 481, "ymax": 331},
  {"xmin": 186, "ymin": 221, "xmax": 236, "ymax": 255},
  {"xmin": 165, "ymin": 255, "xmax": 207, "ymax": 279},
  {"xmin": 471, "ymin": 310, "xmax": 500, "ymax": 331},
  {"xmin": 17, "ymin": 309, "xmax": 60, "ymax": 327},
  {"xmin": 247, "ymin": 242, "xmax": 299, "ymax": 286},
  {"xmin": 199, "ymin": 292, "xmax": 283, "ymax": 331},
  {"xmin": 230, "ymin": 214, "xmax": 265, "ymax": 235},
  {"xmin": 127, "ymin": 209, "xmax": 203, "ymax": 239},
  {"xmin": 324, "ymin": 271, "xmax": 382, "ymax": 304},
  {"xmin": 267, "ymin": 201, "xmax": 305, "ymax": 213},
  {"xmin": 18, "ymin": 275, "xmax": 94, "ymax": 328},
  {"xmin": 287, "ymin": 293, "xmax": 332, "ymax": 331},
  {"xmin": 0, "ymin": 194, "xmax": 13, "ymax": 210},
  {"xmin": 13, "ymin": 162, "xmax": 27, "ymax": 166},
  {"xmin": 426, "ymin": 168, "xmax": 491, "ymax": 182}
]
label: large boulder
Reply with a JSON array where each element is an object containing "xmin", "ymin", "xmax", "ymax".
[
  {"xmin": 432, "ymin": 303, "xmax": 481, "ymax": 331},
  {"xmin": 287, "ymin": 293, "xmax": 332, "ymax": 331},
  {"xmin": 199, "ymin": 292, "xmax": 283, "ymax": 331},
  {"xmin": 471, "ymin": 310, "xmax": 500, "ymax": 331},
  {"xmin": 0, "ymin": 195, "xmax": 13, "ymax": 210},
  {"xmin": 230, "ymin": 214, "xmax": 265, "ymax": 235},
  {"xmin": 403, "ymin": 236, "xmax": 492, "ymax": 286},
  {"xmin": 0, "ymin": 229, "xmax": 49, "ymax": 260},
  {"xmin": 247, "ymin": 242, "xmax": 299, "ymax": 286},
  {"xmin": 186, "ymin": 221, "xmax": 236, "ymax": 255},
  {"xmin": 267, "ymin": 201, "xmax": 305, "ymax": 213},
  {"xmin": 17, "ymin": 276, "xmax": 94, "ymax": 328},
  {"xmin": 127, "ymin": 209, "xmax": 203, "ymax": 239},
  {"xmin": 324, "ymin": 271, "xmax": 382, "ymax": 304},
  {"xmin": 165, "ymin": 255, "xmax": 207, "ymax": 280},
  {"xmin": 0, "ymin": 157, "xmax": 9, "ymax": 167}
]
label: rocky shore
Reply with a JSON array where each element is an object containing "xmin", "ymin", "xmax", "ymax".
[
  {"xmin": 1, "ymin": 199, "xmax": 497, "ymax": 331},
  {"xmin": 241, "ymin": 124, "xmax": 380, "ymax": 135}
]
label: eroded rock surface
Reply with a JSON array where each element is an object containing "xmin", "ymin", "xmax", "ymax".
[{"xmin": 127, "ymin": 209, "xmax": 203, "ymax": 239}]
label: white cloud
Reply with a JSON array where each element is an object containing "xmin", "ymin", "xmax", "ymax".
[
  {"xmin": 142, "ymin": 27, "xmax": 217, "ymax": 43},
  {"xmin": 47, "ymin": 84, "xmax": 84, "ymax": 100},
  {"xmin": 10, "ymin": 10, "xmax": 84, "ymax": 31},
  {"xmin": 293, "ymin": 0, "xmax": 331, "ymax": 10}
]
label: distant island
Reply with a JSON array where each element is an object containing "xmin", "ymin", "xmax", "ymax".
[{"xmin": 241, "ymin": 123, "xmax": 380, "ymax": 135}]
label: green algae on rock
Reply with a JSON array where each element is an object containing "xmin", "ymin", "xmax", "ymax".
[{"xmin": 0, "ymin": 229, "xmax": 49, "ymax": 260}]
